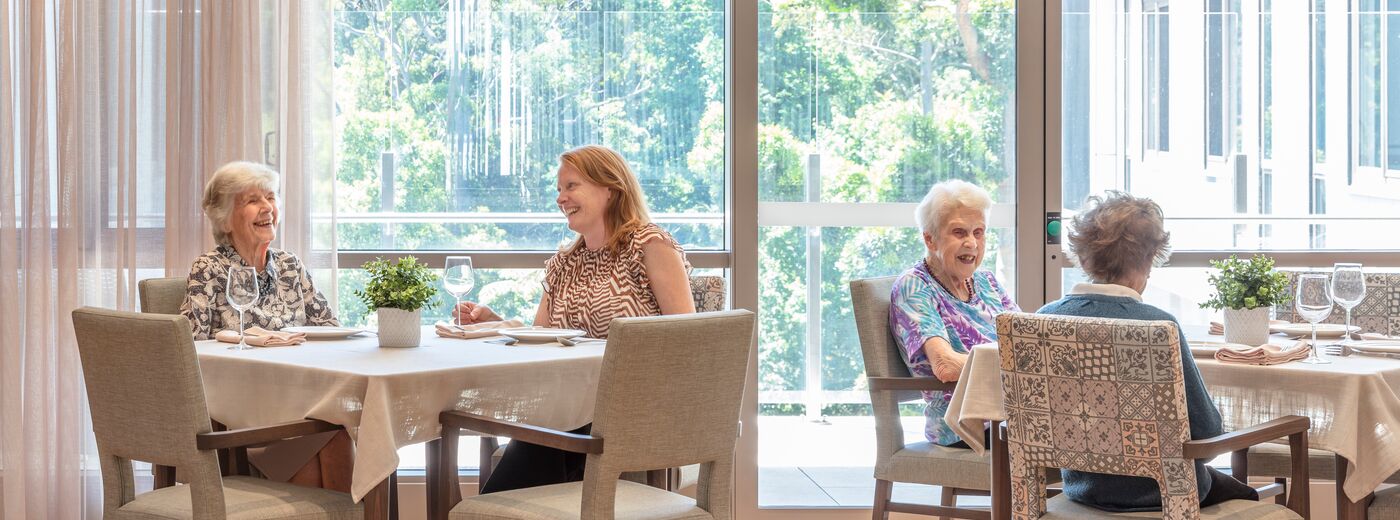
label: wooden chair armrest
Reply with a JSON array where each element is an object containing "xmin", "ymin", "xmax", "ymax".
[
  {"xmin": 439, "ymin": 411, "xmax": 604, "ymax": 455},
  {"xmin": 1181, "ymin": 415, "xmax": 1310, "ymax": 460},
  {"xmin": 196, "ymin": 419, "xmax": 341, "ymax": 451},
  {"xmin": 867, "ymin": 376, "xmax": 956, "ymax": 392}
]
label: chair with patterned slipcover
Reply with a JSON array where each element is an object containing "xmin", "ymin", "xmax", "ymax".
[{"xmin": 994, "ymin": 312, "xmax": 1310, "ymax": 519}]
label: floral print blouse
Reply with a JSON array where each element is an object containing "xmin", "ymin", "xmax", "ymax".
[
  {"xmin": 889, "ymin": 262, "xmax": 1019, "ymax": 445},
  {"xmin": 179, "ymin": 245, "xmax": 339, "ymax": 340}
]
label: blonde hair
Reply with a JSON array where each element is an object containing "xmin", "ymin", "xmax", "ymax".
[
  {"xmin": 915, "ymin": 179, "xmax": 993, "ymax": 235},
  {"xmin": 1067, "ymin": 191, "xmax": 1172, "ymax": 283},
  {"xmin": 560, "ymin": 145, "xmax": 652, "ymax": 253},
  {"xmin": 202, "ymin": 161, "xmax": 279, "ymax": 247}
]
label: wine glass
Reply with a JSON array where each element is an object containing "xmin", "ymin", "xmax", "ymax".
[
  {"xmin": 226, "ymin": 266, "xmax": 259, "ymax": 351},
  {"xmin": 1330, "ymin": 263, "xmax": 1366, "ymax": 345},
  {"xmin": 443, "ymin": 256, "xmax": 475, "ymax": 326},
  {"xmin": 1295, "ymin": 274, "xmax": 1333, "ymax": 364}
]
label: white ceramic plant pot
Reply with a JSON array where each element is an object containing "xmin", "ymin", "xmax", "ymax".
[
  {"xmin": 377, "ymin": 307, "xmax": 422, "ymax": 348},
  {"xmin": 1224, "ymin": 307, "xmax": 1271, "ymax": 346}
]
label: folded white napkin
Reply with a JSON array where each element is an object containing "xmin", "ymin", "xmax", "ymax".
[
  {"xmin": 1214, "ymin": 341, "xmax": 1311, "ymax": 365},
  {"xmin": 435, "ymin": 319, "xmax": 524, "ymax": 340},
  {"xmin": 214, "ymin": 326, "xmax": 306, "ymax": 347}
]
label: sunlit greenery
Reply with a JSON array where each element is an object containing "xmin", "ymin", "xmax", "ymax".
[{"xmin": 332, "ymin": 0, "xmax": 1014, "ymax": 413}]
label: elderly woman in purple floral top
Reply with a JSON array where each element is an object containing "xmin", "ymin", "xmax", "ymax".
[{"xmin": 889, "ymin": 179, "xmax": 1018, "ymax": 448}]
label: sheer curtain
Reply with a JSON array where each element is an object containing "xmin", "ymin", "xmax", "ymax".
[{"xmin": 0, "ymin": 1, "xmax": 328, "ymax": 517}]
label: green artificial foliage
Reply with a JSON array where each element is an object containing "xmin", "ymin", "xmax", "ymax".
[
  {"xmin": 1200, "ymin": 255, "xmax": 1291, "ymax": 311},
  {"xmin": 356, "ymin": 257, "xmax": 439, "ymax": 313}
]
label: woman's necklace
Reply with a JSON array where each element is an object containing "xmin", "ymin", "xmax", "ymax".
[{"xmin": 924, "ymin": 258, "xmax": 975, "ymax": 303}]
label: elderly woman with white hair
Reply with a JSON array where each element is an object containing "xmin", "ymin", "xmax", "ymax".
[
  {"xmin": 180, "ymin": 161, "xmax": 339, "ymax": 341},
  {"xmin": 178, "ymin": 161, "xmax": 350, "ymax": 492},
  {"xmin": 889, "ymin": 179, "xmax": 1017, "ymax": 449}
]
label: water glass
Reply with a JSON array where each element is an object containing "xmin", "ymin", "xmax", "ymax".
[
  {"xmin": 1330, "ymin": 263, "xmax": 1365, "ymax": 345},
  {"xmin": 226, "ymin": 266, "xmax": 259, "ymax": 351},
  {"xmin": 443, "ymin": 256, "xmax": 475, "ymax": 325},
  {"xmin": 1295, "ymin": 274, "xmax": 1333, "ymax": 364}
]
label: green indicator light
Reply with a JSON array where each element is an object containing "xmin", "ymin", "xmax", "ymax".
[{"xmin": 1047, "ymin": 220, "xmax": 1061, "ymax": 237}]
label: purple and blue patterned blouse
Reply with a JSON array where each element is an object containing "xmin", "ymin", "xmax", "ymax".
[{"xmin": 888, "ymin": 261, "xmax": 1019, "ymax": 445}]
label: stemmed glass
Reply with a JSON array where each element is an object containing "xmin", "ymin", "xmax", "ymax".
[
  {"xmin": 443, "ymin": 256, "xmax": 475, "ymax": 326},
  {"xmin": 1330, "ymin": 263, "xmax": 1366, "ymax": 345},
  {"xmin": 226, "ymin": 266, "xmax": 259, "ymax": 351},
  {"xmin": 1295, "ymin": 274, "xmax": 1334, "ymax": 364}
]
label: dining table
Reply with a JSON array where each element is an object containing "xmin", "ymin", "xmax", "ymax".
[
  {"xmin": 193, "ymin": 326, "xmax": 606, "ymax": 505},
  {"xmin": 944, "ymin": 326, "xmax": 1400, "ymax": 520}
]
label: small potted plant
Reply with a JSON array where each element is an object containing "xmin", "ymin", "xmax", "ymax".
[
  {"xmin": 356, "ymin": 256, "xmax": 438, "ymax": 348},
  {"xmin": 1201, "ymin": 255, "xmax": 1290, "ymax": 346}
]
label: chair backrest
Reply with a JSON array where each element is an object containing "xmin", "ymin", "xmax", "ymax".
[
  {"xmin": 139, "ymin": 276, "xmax": 187, "ymax": 315},
  {"xmin": 690, "ymin": 275, "xmax": 726, "ymax": 312},
  {"xmin": 1272, "ymin": 269, "xmax": 1399, "ymax": 335},
  {"xmin": 995, "ymin": 312, "xmax": 1199, "ymax": 519},
  {"xmin": 72, "ymin": 307, "xmax": 226, "ymax": 518},
  {"xmin": 850, "ymin": 276, "xmax": 916, "ymax": 459},
  {"xmin": 582, "ymin": 310, "xmax": 755, "ymax": 519}
]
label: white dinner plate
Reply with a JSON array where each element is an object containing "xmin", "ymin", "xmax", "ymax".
[
  {"xmin": 499, "ymin": 327, "xmax": 586, "ymax": 343},
  {"xmin": 1348, "ymin": 341, "xmax": 1400, "ymax": 354},
  {"xmin": 1269, "ymin": 323, "xmax": 1359, "ymax": 338},
  {"xmin": 280, "ymin": 326, "xmax": 366, "ymax": 340}
]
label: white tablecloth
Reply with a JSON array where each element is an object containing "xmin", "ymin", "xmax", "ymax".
[
  {"xmin": 195, "ymin": 327, "xmax": 605, "ymax": 501},
  {"xmin": 944, "ymin": 341, "xmax": 1400, "ymax": 502}
]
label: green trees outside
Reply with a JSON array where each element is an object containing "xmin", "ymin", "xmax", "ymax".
[{"xmin": 331, "ymin": 0, "xmax": 1014, "ymax": 413}]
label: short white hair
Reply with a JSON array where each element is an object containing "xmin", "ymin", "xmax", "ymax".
[
  {"xmin": 202, "ymin": 161, "xmax": 280, "ymax": 247},
  {"xmin": 915, "ymin": 179, "xmax": 993, "ymax": 235}
]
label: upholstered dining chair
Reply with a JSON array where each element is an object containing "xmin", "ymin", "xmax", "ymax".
[
  {"xmin": 475, "ymin": 275, "xmax": 729, "ymax": 494},
  {"xmin": 431, "ymin": 310, "xmax": 755, "ymax": 520},
  {"xmin": 139, "ymin": 276, "xmax": 187, "ymax": 315},
  {"xmin": 994, "ymin": 312, "xmax": 1310, "ymax": 520},
  {"xmin": 851, "ymin": 276, "xmax": 1000, "ymax": 520},
  {"xmin": 72, "ymin": 307, "xmax": 389, "ymax": 520}
]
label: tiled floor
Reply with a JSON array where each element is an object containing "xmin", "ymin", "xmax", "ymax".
[{"xmin": 758, "ymin": 415, "xmax": 952, "ymax": 508}]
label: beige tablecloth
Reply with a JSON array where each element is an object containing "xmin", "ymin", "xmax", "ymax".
[
  {"xmin": 195, "ymin": 326, "xmax": 604, "ymax": 502},
  {"xmin": 944, "ymin": 341, "xmax": 1400, "ymax": 502}
]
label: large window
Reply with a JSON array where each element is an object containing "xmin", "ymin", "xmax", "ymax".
[
  {"xmin": 1063, "ymin": 0, "xmax": 1400, "ymax": 328},
  {"xmin": 755, "ymin": 0, "xmax": 1015, "ymax": 506},
  {"xmin": 331, "ymin": 0, "xmax": 725, "ymax": 327}
]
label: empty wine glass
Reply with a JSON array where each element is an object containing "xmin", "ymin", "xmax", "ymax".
[
  {"xmin": 1295, "ymin": 274, "xmax": 1333, "ymax": 364},
  {"xmin": 443, "ymin": 256, "xmax": 475, "ymax": 326},
  {"xmin": 226, "ymin": 266, "xmax": 259, "ymax": 351},
  {"xmin": 1330, "ymin": 263, "xmax": 1366, "ymax": 345}
]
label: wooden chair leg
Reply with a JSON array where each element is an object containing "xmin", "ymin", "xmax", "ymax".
[
  {"xmin": 1274, "ymin": 477, "xmax": 1288, "ymax": 506},
  {"xmin": 363, "ymin": 476, "xmax": 392, "ymax": 520},
  {"xmin": 872, "ymin": 479, "xmax": 892, "ymax": 520},
  {"xmin": 153, "ymin": 464, "xmax": 176, "ymax": 489},
  {"xmin": 939, "ymin": 486, "xmax": 957, "ymax": 520},
  {"xmin": 388, "ymin": 471, "xmax": 399, "ymax": 520}
]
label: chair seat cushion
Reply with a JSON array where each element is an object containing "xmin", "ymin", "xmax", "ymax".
[
  {"xmin": 1041, "ymin": 495, "xmax": 1300, "ymax": 520},
  {"xmin": 112, "ymin": 475, "xmax": 360, "ymax": 520},
  {"xmin": 1248, "ymin": 443, "xmax": 1400, "ymax": 483},
  {"xmin": 1368, "ymin": 485, "xmax": 1400, "ymax": 519},
  {"xmin": 450, "ymin": 480, "xmax": 712, "ymax": 520},
  {"xmin": 876, "ymin": 441, "xmax": 992, "ymax": 489}
]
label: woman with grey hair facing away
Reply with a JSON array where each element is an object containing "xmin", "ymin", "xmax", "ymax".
[
  {"xmin": 178, "ymin": 161, "xmax": 349, "ymax": 492},
  {"xmin": 888, "ymin": 179, "xmax": 1018, "ymax": 449},
  {"xmin": 1037, "ymin": 191, "xmax": 1256, "ymax": 511}
]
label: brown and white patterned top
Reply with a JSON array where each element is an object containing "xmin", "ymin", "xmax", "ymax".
[
  {"xmin": 542, "ymin": 223, "xmax": 690, "ymax": 338},
  {"xmin": 179, "ymin": 245, "xmax": 339, "ymax": 340}
]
